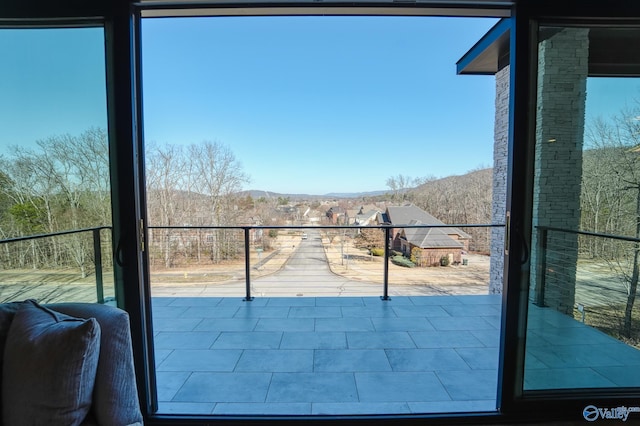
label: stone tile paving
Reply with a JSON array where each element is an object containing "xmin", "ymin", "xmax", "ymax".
[
  {"xmin": 152, "ymin": 295, "xmax": 640, "ymax": 416},
  {"xmin": 153, "ymin": 295, "xmax": 501, "ymax": 415}
]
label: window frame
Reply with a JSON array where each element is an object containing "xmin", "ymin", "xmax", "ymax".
[
  {"xmin": 4, "ymin": 0, "xmax": 640, "ymax": 424},
  {"xmin": 134, "ymin": 6, "xmax": 512, "ymax": 423},
  {"xmin": 500, "ymin": 2, "xmax": 640, "ymax": 421}
]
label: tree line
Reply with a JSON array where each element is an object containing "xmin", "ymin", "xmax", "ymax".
[
  {"xmin": 0, "ymin": 132, "xmax": 251, "ymax": 272},
  {"xmin": 580, "ymin": 105, "xmax": 640, "ymax": 338},
  {"xmin": 0, "ymin": 128, "xmax": 111, "ymax": 276}
]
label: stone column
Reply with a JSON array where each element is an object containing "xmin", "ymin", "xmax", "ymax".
[
  {"xmin": 489, "ymin": 65, "xmax": 510, "ymax": 295},
  {"xmin": 530, "ymin": 28, "xmax": 589, "ymax": 314}
]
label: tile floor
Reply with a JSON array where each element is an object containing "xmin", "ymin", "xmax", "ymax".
[
  {"xmin": 525, "ymin": 303, "xmax": 640, "ymax": 390},
  {"xmin": 152, "ymin": 295, "xmax": 500, "ymax": 415},
  {"xmin": 151, "ymin": 295, "xmax": 640, "ymax": 416}
]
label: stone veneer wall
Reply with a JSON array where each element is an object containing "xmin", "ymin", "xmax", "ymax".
[
  {"xmin": 530, "ymin": 28, "xmax": 589, "ymax": 314},
  {"xmin": 489, "ymin": 65, "xmax": 510, "ymax": 294}
]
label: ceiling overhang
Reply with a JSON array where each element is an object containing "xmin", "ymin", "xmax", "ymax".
[{"xmin": 457, "ymin": 20, "xmax": 640, "ymax": 77}]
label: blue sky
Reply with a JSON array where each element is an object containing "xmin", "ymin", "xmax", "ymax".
[
  {"xmin": 141, "ymin": 16, "xmax": 500, "ymax": 194},
  {"xmin": 1, "ymin": 21, "xmax": 640, "ymax": 195},
  {"xmin": 0, "ymin": 28, "xmax": 107, "ymax": 149}
]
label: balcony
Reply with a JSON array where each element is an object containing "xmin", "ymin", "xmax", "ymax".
[
  {"xmin": 146, "ymin": 225, "xmax": 498, "ymax": 415},
  {"xmin": 1, "ymin": 225, "xmax": 640, "ymax": 416}
]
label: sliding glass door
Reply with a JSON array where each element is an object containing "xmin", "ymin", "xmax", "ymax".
[{"xmin": 524, "ymin": 24, "xmax": 640, "ymax": 393}]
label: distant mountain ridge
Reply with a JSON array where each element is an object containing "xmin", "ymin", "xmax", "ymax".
[
  {"xmin": 240, "ymin": 168, "xmax": 492, "ymax": 201},
  {"xmin": 238, "ymin": 189, "xmax": 389, "ymax": 200}
]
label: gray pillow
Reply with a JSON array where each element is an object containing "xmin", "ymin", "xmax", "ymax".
[
  {"xmin": 50, "ymin": 303, "xmax": 144, "ymax": 426},
  {"xmin": 2, "ymin": 299, "xmax": 101, "ymax": 426}
]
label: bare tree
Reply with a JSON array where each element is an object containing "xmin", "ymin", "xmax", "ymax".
[
  {"xmin": 584, "ymin": 109, "xmax": 640, "ymax": 338},
  {"xmin": 146, "ymin": 143, "xmax": 188, "ymax": 268},
  {"xmin": 1, "ymin": 129, "xmax": 112, "ymax": 276},
  {"xmin": 188, "ymin": 141, "xmax": 250, "ymax": 263},
  {"xmin": 386, "ymin": 174, "xmax": 417, "ymax": 202}
]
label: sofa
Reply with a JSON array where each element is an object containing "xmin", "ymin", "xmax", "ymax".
[{"xmin": 0, "ymin": 299, "xmax": 143, "ymax": 426}]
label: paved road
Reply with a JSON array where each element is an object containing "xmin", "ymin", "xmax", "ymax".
[
  {"xmin": 575, "ymin": 266, "xmax": 629, "ymax": 308},
  {"xmin": 251, "ymin": 229, "xmax": 383, "ymax": 297}
]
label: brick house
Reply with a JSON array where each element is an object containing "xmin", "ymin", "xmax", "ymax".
[
  {"xmin": 400, "ymin": 220, "xmax": 465, "ymax": 266},
  {"xmin": 378, "ymin": 205, "xmax": 471, "ymax": 266}
]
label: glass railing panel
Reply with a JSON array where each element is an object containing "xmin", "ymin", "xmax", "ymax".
[
  {"xmin": 0, "ymin": 228, "xmax": 114, "ymax": 304},
  {"xmin": 147, "ymin": 227, "xmax": 247, "ymax": 298},
  {"xmin": 147, "ymin": 225, "xmax": 497, "ymax": 300}
]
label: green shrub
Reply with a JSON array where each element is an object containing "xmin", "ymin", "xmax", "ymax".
[
  {"xmin": 268, "ymin": 229, "xmax": 278, "ymax": 238},
  {"xmin": 370, "ymin": 248, "xmax": 384, "ymax": 256},
  {"xmin": 391, "ymin": 255, "xmax": 415, "ymax": 268},
  {"xmin": 440, "ymin": 255, "xmax": 450, "ymax": 267}
]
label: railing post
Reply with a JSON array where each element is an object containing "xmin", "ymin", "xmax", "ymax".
[
  {"xmin": 93, "ymin": 228, "xmax": 105, "ymax": 304},
  {"xmin": 243, "ymin": 227, "xmax": 253, "ymax": 301},
  {"xmin": 535, "ymin": 227, "xmax": 548, "ymax": 307},
  {"xmin": 381, "ymin": 227, "xmax": 391, "ymax": 301}
]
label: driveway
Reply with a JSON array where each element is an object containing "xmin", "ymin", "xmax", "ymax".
[{"xmin": 252, "ymin": 229, "xmax": 380, "ymax": 297}]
